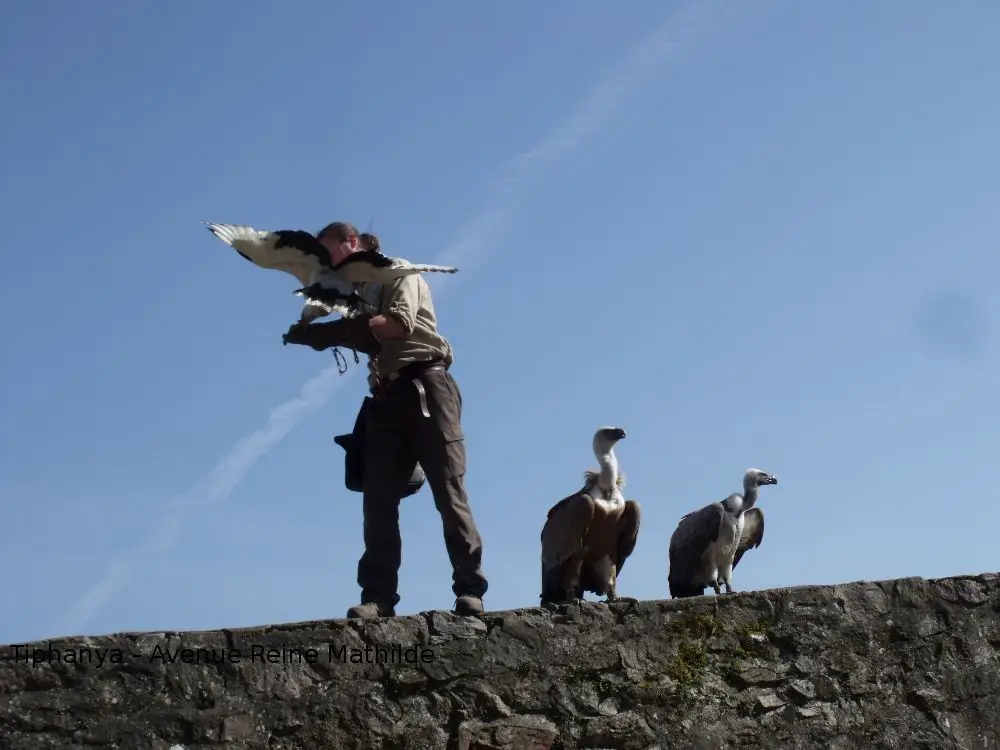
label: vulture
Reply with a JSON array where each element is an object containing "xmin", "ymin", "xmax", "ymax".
[
  {"xmin": 667, "ymin": 468, "xmax": 778, "ymax": 598},
  {"xmin": 540, "ymin": 426, "xmax": 642, "ymax": 605},
  {"xmin": 204, "ymin": 222, "xmax": 368, "ymax": 324}
]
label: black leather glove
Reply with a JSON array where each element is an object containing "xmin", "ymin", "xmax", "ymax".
[{"xmin": 282, "ymin": 315, "xmax": 381, "ymax": 356}]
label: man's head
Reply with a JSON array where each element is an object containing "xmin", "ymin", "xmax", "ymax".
[
  {"xmin": 317, "ymin": 221, "xmax": 361, "ymax": 267},
  {"xmin": 317, "ymin": 221, "xmax": 382, "ymax": 267}
]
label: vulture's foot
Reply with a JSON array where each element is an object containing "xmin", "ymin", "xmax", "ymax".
[
  {"xmin": 607, "ymin": 595, "xmax": 638, "ymax": 605},
  {"xmin": 542, "ymin": 597, "xmax": 584, "ymax": 609}
]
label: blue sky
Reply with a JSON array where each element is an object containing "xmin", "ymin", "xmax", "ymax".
[{"xmin": 2, "ymin": 1, "xmax": 999, "ymax": 645}]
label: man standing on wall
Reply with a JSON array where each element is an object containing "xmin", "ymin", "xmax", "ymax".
[{"xmin": 283, "ymin": 221, "xmax": 488, "ymax": 619}]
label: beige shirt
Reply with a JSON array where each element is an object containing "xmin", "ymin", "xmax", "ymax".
[{"xmin": 357, "ymin": 275, "xmax": 453, "ymax": 381}]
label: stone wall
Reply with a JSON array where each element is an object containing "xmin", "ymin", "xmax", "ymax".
[{"xmin": 2, "ymin": 573, "xmax": 1000, "ymax": 749}]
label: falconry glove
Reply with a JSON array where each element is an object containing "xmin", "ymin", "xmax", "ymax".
[{"xmin": 282, "ymin": 315, "xmax": 382, "ymax": 356}]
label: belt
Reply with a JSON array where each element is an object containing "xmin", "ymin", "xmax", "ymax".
[
  {"xmin": 382, "ymin": 359, "xmax": 446, "ymax": 385},
  {"xmin": 374, "ymin": 359, "xmax": 446, "ymax": 412}
]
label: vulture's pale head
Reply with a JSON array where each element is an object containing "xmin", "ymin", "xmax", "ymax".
[
  {"xmin": 743, "ymin": 468, "xmax": 778, "ymax": 490},
  {"xmin": 592, "ymin": 426, "xmax": 627, "ymax": 456}
]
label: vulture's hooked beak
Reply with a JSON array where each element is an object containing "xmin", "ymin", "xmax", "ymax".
[{"xmin": 760, "ymin": 474, "xmax": 778, "ymax": 486}]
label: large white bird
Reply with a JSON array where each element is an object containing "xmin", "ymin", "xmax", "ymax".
[
  {"xmin": 204, "ymin": 222, "xmax": 369, "ymax": 323},
  {"xmin": 667, "ymin": 468, "xmax": 778, "ymax": 599},
  {"xmin": 540, "ymin": 427, "xmax": 641, "ymax": 606}
]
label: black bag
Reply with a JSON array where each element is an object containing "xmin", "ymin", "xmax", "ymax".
[{"xmin": 333, "ymin": 396, "xmax": 426, "ymax": 497}]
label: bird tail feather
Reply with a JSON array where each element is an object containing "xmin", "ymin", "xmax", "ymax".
[
  {"xmin": 540, "ymin": 562, "xmax": 573, "ymax": 605},
  {"xmin": 667, "ymin": 575, "xmax": 706, "ymax": 599}
]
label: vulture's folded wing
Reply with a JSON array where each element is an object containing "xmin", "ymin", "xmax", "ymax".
[
  {"xmin": 732, "ymin": 507, "xmax": 764, "ymax": 570},
  {"xmin": 614, "ymin": 500, "xmax": 642, "ymax": 575},
  {"xmin": 541, "ymin": 492, "xmax": 596, "ymax": 571},
  {"xmin": 668, "ymin": 502, "xmax": 725, "ymax": 581}
]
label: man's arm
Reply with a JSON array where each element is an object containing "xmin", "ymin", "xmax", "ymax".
[
  {"xmin": 369, "ymin": 314, "xmax": 407, "ymax": 340},
  {"xmin": 370, "ymin": 276, "xmax": 419, "ymax": 341},
  {"xmin": 282, "ymin": 276, "xmax": 419, "ymax": 352}
]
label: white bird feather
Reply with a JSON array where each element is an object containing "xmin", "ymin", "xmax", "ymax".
[{"xmin": 331, "ymin": 249, "xmax": 459, "ymax": 285}]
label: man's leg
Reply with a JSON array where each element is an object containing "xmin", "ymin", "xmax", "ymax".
[
  {"xmin": 350, "ymin": 394, "xmax": 417, "ymax": 618},
  {"xmin": 404, "ymin": 368, "xmax": 488, "ymax": 614}
]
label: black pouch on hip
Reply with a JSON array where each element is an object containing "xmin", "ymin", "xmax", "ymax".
[{"xmin": 333, "ymin": 396, "xmax": 426, "ymax": 497}]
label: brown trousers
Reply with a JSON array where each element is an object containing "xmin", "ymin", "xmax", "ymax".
[{"xmin": 359, "ymin": 362, "xmax": 488, "ymax": 606}]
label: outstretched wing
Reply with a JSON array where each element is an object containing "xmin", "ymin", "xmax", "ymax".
[
  {"xmin": 732, "ymin": 507, "xmax": 764, "ymax": 570},
  {"xmin": 333, "ymin": 250, "xmax": 459, "ymax": 284},
  {"xmin": 614, "ymin": 499, "xmax": 641, "ymax": 575},
  {"xmin": 541, "ymin": 492, "xmax": 596, "ymax": 572},
  {"xmin": 668, "ymin": 502, "xmax": 724, "ymax": 581},
  {"xmin": 205, "ymin": 222, "xmax": 330, "ymax": 287}
]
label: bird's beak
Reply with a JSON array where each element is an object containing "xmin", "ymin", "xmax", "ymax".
[
  {"xmin": 613, "ymin": 428, "xmax": 627, "ymax": 440},
  {"xmin": 761, "ymin": 474, "xmax": 778, "ymax": 486}
]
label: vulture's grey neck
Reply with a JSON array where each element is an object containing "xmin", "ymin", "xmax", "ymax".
[
  {"xmin": 742, "ymin": 484, "xmax": 760, "ymax": 511},
  {"xmin": 723, "ymin": 486, "xmax": 758, "ymax": 515},
  {"xmin": 595, "ymin": 449, "xmax": 619, "ymax": 494}
]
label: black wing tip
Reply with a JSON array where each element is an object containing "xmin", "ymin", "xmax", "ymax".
[
  {"xmin": 274, "ymin": 230, "xmax": 330, "ymax": 261},
  {"xmin": 346, "ymin": 250, "xmax": 393, "ymax": 268}
]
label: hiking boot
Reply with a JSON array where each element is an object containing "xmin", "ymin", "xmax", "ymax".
[
  {"xmin": 454, "ymin": 595, "xmax": 484, "ymax": 616},
  {"xmin": 346, "ymin": 602, "xmax": 396, "ymax": 619}
]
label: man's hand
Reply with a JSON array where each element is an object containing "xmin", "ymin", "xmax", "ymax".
[
  {"xmin": 282, "ymin": 322, "xmax": 329, "ymax": 350},
  {"xmin": 280, "ymin": 315, "xmax": 382, "ymax": 356}
]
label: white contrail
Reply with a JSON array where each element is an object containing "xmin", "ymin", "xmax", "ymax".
[
  {"xmin": 432, "ymin": 0, "xmax": 716, "ymax": 274},
  {"xmin": 48, "ymin": 0, "xmax": 722, "ymax": 639}
]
